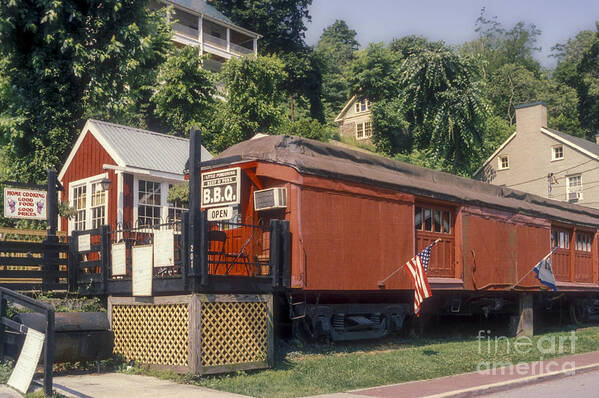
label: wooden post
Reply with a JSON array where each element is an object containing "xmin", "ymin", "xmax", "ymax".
[
  {"xmin": 44, "ymin": 309, "xmax": 54, "ymax": 396},
  {"xmin": 100, "ymin": 225, "xmax": 111, "ymax": 293},
  {"xmin": 226, "ymin": 27, "xmax": 230, "ymax": 53},
  {"xmin": 516, "ymin": 293, "xmax": 534, "ymax": 337},
  {"xmin": 188, "ymin": 129, "xmax": 203, "ymax": 292},
  {"xmin": 253, "ymin": 37, "xmax": 258, "ymax": 56},
  {"xmin": 43, "ymin": 169, "xmax": 60, "ymax": 289},
  {"xmin": 0, "ymin": 292, "xmax": 5, "ymax": 362},
  {"xmin": 269, "ymin": 220, "xmax": 280, "ymax": 287}
]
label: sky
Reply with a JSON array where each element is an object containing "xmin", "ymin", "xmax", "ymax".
[{"xmin": 304, "ymin": 0, "xmax": 599, "ymax": 68}]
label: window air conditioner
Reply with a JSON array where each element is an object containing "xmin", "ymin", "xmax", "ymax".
[
  {"xmin": 253, "ymin": 188, "xmax": 287, "ymax": 211},
  {"xmin": 568, "ymin": 191, "xmax": 581, "ymax": 201}
]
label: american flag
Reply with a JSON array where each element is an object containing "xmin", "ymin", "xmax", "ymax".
[{"xmin": 405, "ymin": 241, "xmax": 438, "ymax": 316}]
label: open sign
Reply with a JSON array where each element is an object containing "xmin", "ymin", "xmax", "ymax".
[{"xmin": 201, "ymin": 167, "xmax": 241, "ymax": 208}]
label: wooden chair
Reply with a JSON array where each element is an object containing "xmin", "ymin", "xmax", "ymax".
[{"xmin": 207, "ymin": 230, "xmax": 252, "ymax": 275}]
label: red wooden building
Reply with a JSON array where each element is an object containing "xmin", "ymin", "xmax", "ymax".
[{"xmin": 58, "ymin": 119, "xmax": 212, "ymax": 234}]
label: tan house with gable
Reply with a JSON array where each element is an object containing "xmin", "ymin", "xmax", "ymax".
[
  {"xmin": 474, "ymin": 102, "xmax": 599, "ymax": 209},
  {"xmin": 334, "ymin": 96, "xmax": 373, "ymax": 142}
]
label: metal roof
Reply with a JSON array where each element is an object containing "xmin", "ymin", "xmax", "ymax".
[
  {"xmin": 544, "ymin": 128, "xmax": 599, "ymax": 158},
  {"xmin": 88, "ymin": 119, "xmax": 212, "ymax": 175},
  {"xmin": 167, "ymin": 0, "xmax": 233, "ymax": 25}
]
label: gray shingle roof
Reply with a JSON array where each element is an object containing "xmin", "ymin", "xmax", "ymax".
[
  {"xmin": 166, "ymin": 0, "xmax": 233, "ymax": 25},
  {"xmin": 89, "ymin": 119, "xmax": 212, "ymax": 175},
  {"xmin": 544, "ymin": 128, "xmax": 599, "ymax": 158}
]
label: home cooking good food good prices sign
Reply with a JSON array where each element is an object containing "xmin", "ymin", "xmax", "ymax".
[{"xmin": 3, "ymin": 187, "xmax": 47, "ymax": 220}]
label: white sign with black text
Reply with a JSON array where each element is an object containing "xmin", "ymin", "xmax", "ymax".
[
  {"xmin": 206, "ymin": 206, "xmax": 234, "ymax": 221},
  {"xmin": 111, "ymin": 242, "xmax": 127, "ymax": 276},
  {"xmin": 132, "ymin": 245, "xmax": 153, "ymax": 296},
  {"xmin": 7, "ymin": 328, "xmax": 45, "ymax": 394},
  {"xmin": 201, "ymin": 167, "xmax": 241, "ymax": 208},
  {"xmin": 153, "ymin": 229, "xmax": 174, "ymax": 268},
  {"xmin": 78, "ymin": 234, "xmax": 91, "ymax": 252},
  {"xmin": 3, "ymin": 187, "xmax": 47, "ymax": 220}
]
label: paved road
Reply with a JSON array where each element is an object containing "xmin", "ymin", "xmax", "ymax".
[{"xmin": 482, "ymin": 369, "xmax": 599, "ymax": 398}]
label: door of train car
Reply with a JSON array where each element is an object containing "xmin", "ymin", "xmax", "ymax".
[{"xmin": 414, "ymin": 203, "xmax": 456, "ymax": 278}]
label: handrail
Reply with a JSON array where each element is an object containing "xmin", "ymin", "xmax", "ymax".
[{"xmin": 0, "ymin": 286, "xmax": 54, "ymax": 395}]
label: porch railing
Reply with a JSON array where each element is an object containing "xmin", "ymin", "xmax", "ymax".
[{"xmin": 70, "ymin": 212, "xmax": 290, "ymax": 295}]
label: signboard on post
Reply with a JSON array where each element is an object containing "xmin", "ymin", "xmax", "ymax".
[
  {"xmin": 3, "ymin": 187, "xmax": 47, "ymax": 220},
  {"xmin": 201, "ymin": 167, "xmax": 241, "ymax": 208}
]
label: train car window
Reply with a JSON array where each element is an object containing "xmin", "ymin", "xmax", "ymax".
[
  {"xmin": 424, "ymin": 208, "xmax": 432, "ymax": 231},
  {"xmin": 415, "ymin": 205, "xmax": 452, "ymax": 234},
  {"xmin": 442, "ymin": 211, "xmax": 451, "ymax": 233},
  {"xmin": 551, "ymin": 229, "xmax": 571, "ymax": 249},
  {"xmin": 576, "ymin": 232, "xmax": 592, "ymax": 252},
  {"xmin": 434, "ymin": 210, "xmax": 442, "ymax": 232},
  {"xmin": 415, "ymin": 207, "xmax": 423, "ymax": 230}
]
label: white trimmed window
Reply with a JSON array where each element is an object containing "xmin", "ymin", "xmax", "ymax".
[
  {"xmin": 72, "ymin": 185, "xmax": 87, "ymax": 231},
  {"xmin": 498, "ymin": 155, "xmax": 509, "ymax": 170},
  {"xmin": 566, "ymin": 174, "xmax": 582, "ymax": 201},
  {"xmin": 354, "ymin": 99, "xmax": 369, "ymax": 113},
  {"xmin": 90, "ymin": 182, "xmax": 107, "ymax": 229},
  {"xmin": 167, "ymin": 184, "xmax": 188, "ymax": 225},
  {"xmin": 69, "ymin": 173, "xmax": 108, "ymax": 232},
  {"xmin": 356, "ymin": 122, "xmax": 373, "ymax": 140},
  {"xmin": 137, "ymin": 180, "xmax": 161, "ymax": 227},
  {"xmin": 552, "ymin": 145, "xmax": 564, "ymax": 161}
]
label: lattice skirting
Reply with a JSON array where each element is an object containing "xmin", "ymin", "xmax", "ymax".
[{"xmin": 108, "ymin": 294, "xmax": 273, "ymax": 374}]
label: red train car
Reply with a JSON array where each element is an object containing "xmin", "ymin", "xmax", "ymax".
[{"xmin": 201, "ymin": 135, "xmax": 599, "ymax": 340}]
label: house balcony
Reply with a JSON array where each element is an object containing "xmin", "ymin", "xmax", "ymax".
[{"xmin": 172, "ymin": 20, "xmax": 257, "ymax": 60}]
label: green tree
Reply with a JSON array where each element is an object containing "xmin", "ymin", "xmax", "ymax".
[
  {"xmin": 461, "ymin": 8, "xmax": 542, "ymax": 77},
  {"xmin": 151, "ymin": 47, "xmax": 216, "ymax": 137},
  {"xmin": 211, "ymin": 0, "xmax": 312, "ymax": 54},
  {"xmin": 315, "ymin": 20, "xmax": 359, "ymax": 118},
  {"xmin": 278, "ymin": 118, "xmax": 332, "ymax": 142},
  {"xmin": 345, "ymin": 43, "xmax": 401, "ymax": 102},
  {"xmin": 212, "ymin": 55, "xmax": 287, "ymax": 151},
  {"xmin": 576, "ymin": 24, "xmax": 599, "ymax": 137},
  {"xmin": 552, "ymin": 30, "xmax": 598, "ymax": 88},
  {"xmin": 0, "ymin": 0, "xmax": 172, "ymax": 181},
  {"xmin": 399, "ymin": 47, "xmax": 490, "ymax": 173}
]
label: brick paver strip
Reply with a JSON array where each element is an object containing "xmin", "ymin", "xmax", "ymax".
[{"xmin": 349, "ymin": 351, "xmax": 599, "ymax": 398}]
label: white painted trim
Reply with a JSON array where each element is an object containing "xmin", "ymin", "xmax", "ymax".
[
  {"xmin": 58, "ymin": 120, "xmax": 126, "ymax": 181},
  {"xmin": 541, "ymin": 128, "xmax": 599, "ymax": 161},
  {"xmin": 103, "ymin": 164, "xmax": 184, "ymax": 182},
  {"xmin": 68, "ymin": 172, "xmax": 109, "ymax": 234},
  {"xmin": 497, "ymin": 154, "xmax": 510, "ymax": 170},
  {"xmin": 473, "ymin": 131, "xmax": 517, "ymax": 176},
  {"xmin": 551, "ymin": 144, "xmax": 564, "ymax": 161},
  {"xmin": 117, "ymin": 171, "xmax": 124, "ymax": 227},
  {"xmin": 334, "ymin": 95, "xmax": 357, "ymax": 123}
]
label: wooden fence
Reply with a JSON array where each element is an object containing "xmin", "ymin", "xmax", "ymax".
[{"xmin": 0, "ymin": 228, "xmax": 69, "ymax": 291}]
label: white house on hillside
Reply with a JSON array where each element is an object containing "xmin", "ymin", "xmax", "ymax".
[{"xmin": 149, "ymin": 0, "xmax": 261, "ymax": 71}]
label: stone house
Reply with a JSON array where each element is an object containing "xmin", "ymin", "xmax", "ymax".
[
  {"xmin": 334, "ymin": 96, "xmax": 373, "ymax": 142},
  {"xmin": 474, "ymin": 102, "xmax": 599, "ymax": 209}
]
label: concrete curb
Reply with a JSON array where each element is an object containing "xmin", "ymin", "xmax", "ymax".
[{"xmin": 425, "ymin": 362, "xmax": 599, "ymax": 398}]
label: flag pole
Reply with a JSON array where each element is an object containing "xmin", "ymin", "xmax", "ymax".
[
  {"xmin": 510, "ymin": 247, "xmax": 557, "ymax": 289},
  {"xmin": 378, "ymin": 238, "xmax": 441, "ymax": 288}
]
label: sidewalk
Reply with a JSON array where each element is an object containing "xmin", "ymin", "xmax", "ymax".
[
  {"xmin": 45, "ymin": 373, "xmax": 248, "ymax": 398},
  {"xmin": 307, "ymin": 350, "xmax": 599, "ymax": 398}
]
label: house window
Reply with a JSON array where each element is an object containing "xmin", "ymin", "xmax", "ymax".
[
  {"xmin": 69, "ymin": 174, "xmax": 109, "ymax": 232},
  {"xmin": 90, "ymin": 182, "xmax": 106, "ymax": 229},
  {"xmin": 72, "ymin": 185, "xmax": 87, "ymax": 231},
  {"xmin": 364, "ymin": 122, "xmax": 373, "ymax": 138},
  {"xmin": 354, "ymin": 99, "xmax": 369, "ymax": 113},
  {"xmin": 575, "ymin": 232, "xmax": 593, "ymax": 252},
  {"xmin": 138, "ymin": 180, "xmax": 162, "ymax": 227},
  {"xmin": 566, "ymin": 174, "xmax": 582, "ymax": 201},
  {"xmin": 356, "ymin": 122, "xmax": 364, "ymax": 139},
  {"xmin": 415, "ymin": 206, "xmax": 451, "ymax": 234},
  {"xmin": 167, "ymin": 184, "xmax": 188, "ymax": 226},
  {"xmin": 498, "ymin": 155, "xmax": 509, "ymax": 170},
  {"xmin": 552, "ymin": 145, "xmax": 564, "ymax": 161}
]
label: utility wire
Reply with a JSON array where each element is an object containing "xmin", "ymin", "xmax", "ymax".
[{"xmin": 505, "ymin": 158, "xmax": 595, "ymax": 188}]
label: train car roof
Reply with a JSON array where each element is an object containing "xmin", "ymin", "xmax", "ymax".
[{"xmin": 215, "ymin": 135, "xmax": 599, "ymax": 228}]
